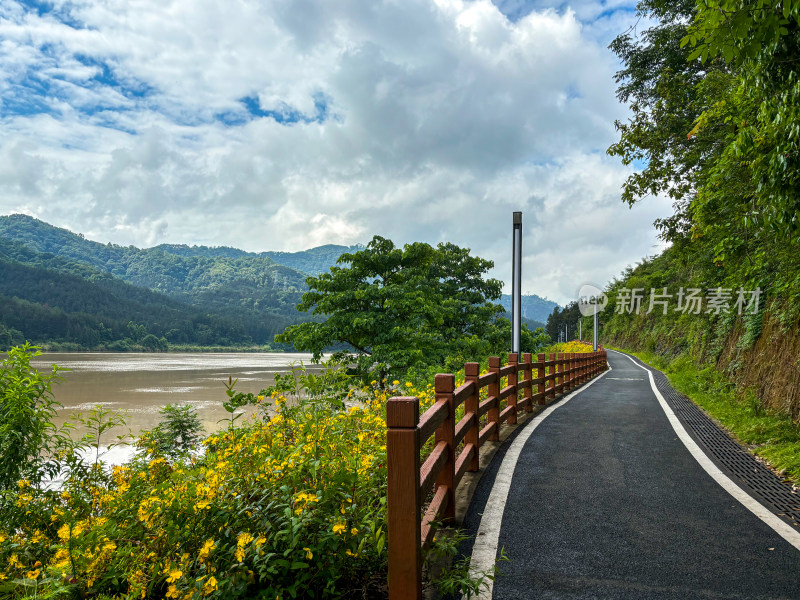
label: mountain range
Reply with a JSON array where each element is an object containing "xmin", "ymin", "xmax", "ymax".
[{"xmin": 0, "ymin": 214, "xmax": 557, "ymax": 350}]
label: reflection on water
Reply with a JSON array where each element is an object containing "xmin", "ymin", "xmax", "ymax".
[{"xmin": 30, "ymin": 352, "xmax": 321, "ymax": 439}]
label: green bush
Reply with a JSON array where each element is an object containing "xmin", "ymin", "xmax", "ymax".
[{"xmin": 0, "ymin": 343, "xmax": 69, "ymax": 492}]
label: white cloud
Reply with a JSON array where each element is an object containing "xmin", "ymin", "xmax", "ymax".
[{"xmin": 0, "ymin": 0, "xmax": 669, "ymax": 304}]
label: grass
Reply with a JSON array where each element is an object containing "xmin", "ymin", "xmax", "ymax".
[{"xmin": 613, "ymin": 348, "xmax": 800, "ymax": 484}]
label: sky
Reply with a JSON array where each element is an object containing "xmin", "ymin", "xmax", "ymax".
[{"xmin": 0, "ymin": 0, "xmax": 670, "ymax": 305}]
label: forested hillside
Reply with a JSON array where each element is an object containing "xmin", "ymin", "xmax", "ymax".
[
  {"xmin": 264, "ymin": 244, "xmax": 365, "ymax": 275},
  {"xmin": 0, "ymin": 237, "xmax": 249, "ymax": 349},
  {"xmin": 498, "ymin": 293, "xmax": 558, "ymax": 325},
  {"xmin": 596, "ymin": 0, "xmax": 800, "ymax": 417},
  {"xmin": 0, "ymin": 215, "xmax": 317, "ymax": 349}
]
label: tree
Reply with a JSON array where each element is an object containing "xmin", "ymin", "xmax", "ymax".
[
  {"xmin": 0, "ymin": 344, "xmax": 70, "ymax": 491},
  {"xmin": 275, "ymin": 236, "xmax": 504, "ymax": 377},
  {"xmin": 607, "ymin": 0, "xmax": 724, "ymax": 242},
  {"xmin": 608, "ymin": 0, "xmax": 800, "ymax": 317}
]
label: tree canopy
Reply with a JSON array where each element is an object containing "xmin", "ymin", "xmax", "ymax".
[
  {"xmin": 275, "ymin": 236, "xmax": 506, "ymax": 376},
  {"xmin": 608, "ymin": 0, "xmax": 800, "ymax": 314}
]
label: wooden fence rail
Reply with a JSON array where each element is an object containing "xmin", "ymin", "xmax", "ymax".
[{"xmin": 386, "ymin": 348, "xmax": 608, "ymax": 599}]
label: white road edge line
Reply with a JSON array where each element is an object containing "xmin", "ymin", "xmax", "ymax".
[
  {"xmin": 610, "ymin": 349, "xmax": 800, "ymax": 552},
  {"xmin": 467, "ymin": 364, "xmax": 612, "ymax": 600}
]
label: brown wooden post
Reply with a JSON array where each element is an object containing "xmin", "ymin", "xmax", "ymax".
[
  {"xmin": 434, "ymin": 374, "xmax": 456, "ymax": 524},
  {"xmin": 507, "ymin": 353, "xmax": 518, "ymax": 425},
  {"xmin": 537, "ymin": 353, "xmax": 547, "ymax": 405},
  {"xmin": 387, "ymin": 397, "xmax": 422, "ymax": 600},
  {"xmin": 548, "ymin": 353, "xmax": 557, "ymax": 401},
  {"xmin": 555, "ymin": 353, "xmax": 563, "ymax": 396},
  {"xmin": 488, "ymin": 356, "xmax": 500, "ymax": 441},
  {"xmin": 569, "ymin": 353, "xmax": 575, "ymax": 389},
  {"xmin": 464, "ymin": 362, "xmax": 480, "ymax": 471},
  {"xmin": 522, "ymin": 352, "xmax": 533, "ymax": 413}
]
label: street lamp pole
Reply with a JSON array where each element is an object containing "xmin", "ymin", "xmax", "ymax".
[{"xmin": 511, "ymin": 212, "xmax": 522, "ymax": 355}]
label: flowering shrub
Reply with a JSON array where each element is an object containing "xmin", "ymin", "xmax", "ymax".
[
  {"xmin": 543, "ymin": 340, "xmax": 595, "ymax": 354},
  {"xmin": 0, "ymin": 347, "xmax": 514, "ymax": 599},
  {"xmin": 0, "ymin": 369, "xmax": 392, "ymax": 599}
]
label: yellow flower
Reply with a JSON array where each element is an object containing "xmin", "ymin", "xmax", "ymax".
[
  {"xmin": 26, "ymin": 569, "xmax": 40, "ymax": 580},
  {"xmin": 167, "ymin": 569, "xmax": 182, "ymax": 583},
  {"xmin": 332, "ymin": 522, "xmax": 346, "ymax": 535},
  {"xmin": 350, "ymin": 527, "xmax": 359, "ymax": 535},
  {"xmin": 198, "ymin": 539, "xmax": 215, "ymax": 562},
  {"xmin": 303, "ymin": 547, "xmax": 313, "ymax": 560},
  {"xmin": 52, "ymin": 549, "xmax": 70, "ymax": 569},
  {"xmin": 202, "ymin": 575, "xmax": 218, "ymax": 595}
]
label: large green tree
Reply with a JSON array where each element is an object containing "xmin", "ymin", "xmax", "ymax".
[
  {"xmin": 609, "ymin": 0, "xmax": 800, "ymax": 310},
  {"xmin": 275, "ymin": 236, "xmax": 504, "ymax": 377}
]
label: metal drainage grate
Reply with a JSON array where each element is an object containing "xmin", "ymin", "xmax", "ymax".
[{"xmin": 641, "ymin": 359, "xmax": 800, "ymax": 527}]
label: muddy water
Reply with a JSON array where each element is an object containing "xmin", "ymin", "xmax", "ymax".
[{"xmin": 31, "ymin": 353, "xmax": 321, "ymax": 442}]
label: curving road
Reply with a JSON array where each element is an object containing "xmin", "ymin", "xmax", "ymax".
[{"xmin": 460, "ymin": 351, "xmax": 800, "ymax": 600}]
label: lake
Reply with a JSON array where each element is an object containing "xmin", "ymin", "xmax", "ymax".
[{"xmin": 30, "ymin": 352, "xmax": 322, "ymax": 445}]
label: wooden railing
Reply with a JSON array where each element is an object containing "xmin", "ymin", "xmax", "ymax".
[{"xmin": 386, "ymin": 348, "xmax": 608, "ymax": 599}]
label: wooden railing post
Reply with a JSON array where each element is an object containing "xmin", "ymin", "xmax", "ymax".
[
  {"xmin": 537, "ymin": 353, "xmax": 547, "ymax": 405},
  {"xmin": 522, "ymin": 352, "xmax": 533, "ymax": 413},
  {"xmin": 387, "ymin": 397, "xmax": 422, "ymax": 600},
  {"xmin": 464, "ymin": 362, "xmax": 480, "ymax": 471},
  {"xmin": 569, "ymin": 353, "xmax": 575, "ymax": 390},
  {"xmin": 488, "ymin": 356, "xmax": 500, "ymax": 442},
  {"xmin": 434, "ymin": 374, "xmax": 456, "ymax": 524},
  {"xmin": 555, "ymin": 353, "xmax": 563, "ymax": 396},
  {"xmin": 507, "ymin": 353, "xmax": 518, "ymax": 425}
]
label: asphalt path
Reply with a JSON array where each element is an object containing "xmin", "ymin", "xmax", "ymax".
[{"xmin": 460, "ymin": 351, "xmax": 800, "ymax": 599}]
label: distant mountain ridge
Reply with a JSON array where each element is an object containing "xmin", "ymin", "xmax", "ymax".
[
  {"xmin": 0, "ymin": 215, "xmax": 318, "ymax": 348},
  {"xmin": 153, "ymin": 242, "xmax": 365, "ymax": 276},
  {"xmin": 0, "ymin": 235, "xmax": 247, "ymax": 349},
  {"xmin": 499, "ymin": 294, "xmax": 559, "ymax": 324}
]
